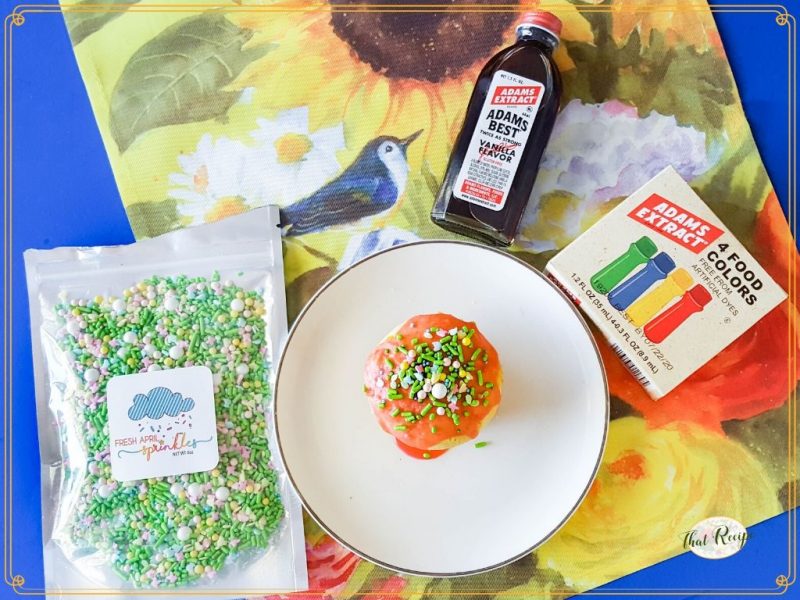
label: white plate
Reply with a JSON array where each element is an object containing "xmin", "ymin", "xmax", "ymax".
[{"xmin": 275, "ymin": 241, "xmax": 608, "ymax": 576}]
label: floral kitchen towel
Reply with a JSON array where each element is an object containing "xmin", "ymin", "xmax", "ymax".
[{"xmin": 62, "ymin": 0, "xmax": 798, "ymax": 596}]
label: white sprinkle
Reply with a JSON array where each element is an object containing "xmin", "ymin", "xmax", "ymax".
[
  {"xmin": 177, "ymin": 526, "xmax": 192, "ymax": 542},
  {"xmin": 170, "ymin": 483, "xmax": 182, "ymax": 495},
  {"xmin": 212, "ymin": 372, "xmax": 222, "ymax": 386},
  {"xmin": 422, "ymin": 382, "xmax": 432, "ymax": 393},
  {"xmin": 88, "ymin": 461, "xmax": 101, "ymax": 476},
  {"xmin": 215, "ymin": 487, "xmax": 230, "ymax": 501},
  {"xmin": 84, "ymin": 368, "xmax": 100, "ymax": 383},
  {"xmin": 164, "ymin": 296, "xmax": 179, "ymax": 311},
  {"xmin": 417, "ymin": 390, "xmax": 427, "ymax": 400},
  {"xmin": 465, "ymin": 394, "xmax": 473, "ymax": 402},
  {"xmin": 443, "ymin": 358, "xmax": 452, "ymax": 366},
  {"xmin": 431, "ymin": 382, "xmax": 448, "ymax": 399},
  {"xmin": 236, "ymin": 364, "xmax": 249, "ymax": 376},
  {"xmin": 437, "ymin": 329, "xmax": 446, "ymax": 337},
  {"xmin": 122, "ymin": 331, "xmax": 138, "ymax": 344},
  {"xmin": 423, "ymin": 331, "xmax": 433, "ymax": 339},
  {"xmin": 187, "ymin": 483, "xmax": 202, "ymax": 498},
  {"xmin": 169, "ymin": 346, "xmax": 184, "ymax": 360},
  {"xmin": 230, "ymin": 298, "xmax": 245, "ymax": 312},
  {"xmin": 147, "ymin": 364, "xmax": 161, "ymax": 372},
  {"xmin": 66, "ymin": 320, "xmax": 82, "ymax": 337},
  {"xmin": 432, "ymin": 342, "xmax": 442, "ymax": 351},
  {"xmin": 436, "ymin": 407, "xmax": 446, "ymax": 416},
  {"xmin": 453, "ymin": 361, "xmax": 461, "ymax": 369},
  {"xmin": 111, "ymin": 298, "xmax": 127, "ymax": 313},
  {"xmin": 142, "ymin": 344, "xmax": 156, "ymax": 356},
  {"xmin": 375, "ymin": 378, "xmax": 385, "ymax": 388},
  {"xmin": 449, "ymin": 328, "xmax": 458, "ymax": 335},
  {"xmin": 407, "ymin": 350, "xmax": 416, "ymax": 360},
  {"xmin": 97, "ymin": 484, "xmax": 112, "ymax": 498}
]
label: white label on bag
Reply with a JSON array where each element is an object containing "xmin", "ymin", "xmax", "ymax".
[
  {"xmin": 453, "ymin": 70, "xmax": 545, "ymax": 211},
  {"xmin": 106, "ymin": 366, "xmax": 219, "ymax": 481}
]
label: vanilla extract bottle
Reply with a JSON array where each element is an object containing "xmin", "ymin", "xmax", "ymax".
[{"xmin": 431, "ymin": 11, "xmax": 563, "ymax": 246}]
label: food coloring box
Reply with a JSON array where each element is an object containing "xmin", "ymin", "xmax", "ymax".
[{"xmin": 545, "ymin": 166, "xmax": 787, "ymax": 399}]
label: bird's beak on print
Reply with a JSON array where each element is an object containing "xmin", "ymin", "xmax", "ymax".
[{"xmin": 399, "ymin": 130, "xmax": 423, "ymax": 152}]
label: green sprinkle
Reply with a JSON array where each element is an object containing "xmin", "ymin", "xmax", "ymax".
[
  {"xmin": 394, "ymin": 425, "xmax": 407, "ymax": 431},
  {"xmin": 470, "ymin": 348, "xmax": 482, "ymax": 361},
  {"xmin": 428, "ymin": 413, "xmax": 436, "ymax": 421},
  {"xmin": 391, "ymin": 408, "xmax": 400, "ymax": 417},
  {"xmin": 432, "ymin": 401, "xmax": 446, "ymax": 408},
  {"xmin": 477, "ymin": 370, "xmax": 484, "ymax": 386},
  {"xmin": 420, "ymin": 403, "xmax": 432, "ymax": 416},
  {"xmin": 51, "ymin": 273, "xmax": 284, "ymax": 588},
  {"xmin": 431, "ymin": 426, "xmax": 438, "ymax": 434},
  {"xmin": 378, "ymin": 402, "xmax": 386, "ymax": 409},
  {"xmin": 485, "ymin": 382, "xmax": 494, "ymax": 389},
  {"xmin": 475, "ymin": 441, "xmax": 489, "ymax": 449},
  {"xmin": 396, "ymin": 333, "xmax": 404, "ymax": 340},
  {"xmin": 423, "ymin": 453, "xmax": 431, "ymax": 459},
  {"xmin": 385, "ymin": 358, "xmax": 394, "ymax": 368},
  {"xmin": 411, "ymin": 338, "xmax": 418, "ymax": 344}
]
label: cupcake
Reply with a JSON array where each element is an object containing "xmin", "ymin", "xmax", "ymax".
[{"xmin": 363, "ymin": 313, "xmax": 502, "ymax": 459}]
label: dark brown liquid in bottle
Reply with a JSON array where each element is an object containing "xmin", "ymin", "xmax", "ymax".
[{"xmin": 431, "ymin": 24, "xmax": 562, "ymax": 246}]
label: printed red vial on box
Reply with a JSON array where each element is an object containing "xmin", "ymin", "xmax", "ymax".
[{"xmin": 545, "ymin": 166, "xmax": 786, "ymax": 399}]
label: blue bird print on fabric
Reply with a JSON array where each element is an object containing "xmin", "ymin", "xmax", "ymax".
[{"xmin": 281, "ymin": 130, "xmax": 422, "ymax": 236}]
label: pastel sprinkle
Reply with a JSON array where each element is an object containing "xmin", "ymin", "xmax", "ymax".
[{"xmin": 52, "ymin": 273, "xmax": 283, "ymax": 588}]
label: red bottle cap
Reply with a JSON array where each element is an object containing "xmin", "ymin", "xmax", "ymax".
[
  {"xmin": 687, "ymin": 284, "xmax": 713, "ymax": 307},
  {"xmin": 519, "ymin": 11, "xmax": 562, "ymax": 38}
]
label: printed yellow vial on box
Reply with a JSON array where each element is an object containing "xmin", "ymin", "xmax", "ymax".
[{"xmin": 545, "ymin": 166, "xmax": 787, "ymax": 399}]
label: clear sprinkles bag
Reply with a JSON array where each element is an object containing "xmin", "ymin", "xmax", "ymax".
[{"xmin": 24, "ymin": 206, "xmax": 307, "ymax": 597}]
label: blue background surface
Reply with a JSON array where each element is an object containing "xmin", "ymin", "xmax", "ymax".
[{"xmin": 0, "ymin": 1, "xmax": 794, "ymax": 598}]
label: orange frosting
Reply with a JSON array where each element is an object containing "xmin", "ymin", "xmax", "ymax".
[{"xmin": 363, "ymin": 313, "xmax": 502, "ymax": 456}]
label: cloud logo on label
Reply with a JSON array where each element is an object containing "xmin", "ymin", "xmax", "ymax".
[{"xmin": 128, "ymin": 386, "xmax": 195, "ymax": 421}]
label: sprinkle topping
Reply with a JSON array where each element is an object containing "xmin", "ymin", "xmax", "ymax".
[{"xmin": 371, "ymin": 323, "xmax": 495, "ymax": 432}]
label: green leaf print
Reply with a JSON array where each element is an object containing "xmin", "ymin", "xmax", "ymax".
[
  {"xmin": 723, "ymin": 398, "xmax": 797, "ymax": 509},
  {"xmin": 562, "ymin": 11, "xmax": 734, "ymax": 136},
  {"xmin": 126, "ymin": 198, "xmax": 179, "ymax": 239},
  {"xmin": 285, "ymin": 266, "xmax": 335, "ymax": 324},
  {"xmin": 64, "ymin": 0, "xmax": 142, "ymax": 46},
  {"xmin": 109, "ymin": 13, "xmax": 271, "ymax": 152}
]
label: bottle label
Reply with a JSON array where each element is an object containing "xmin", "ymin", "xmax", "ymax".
[{"xmin": 454, "ymin": 70, "xmax": 545, "ymax": 211}]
